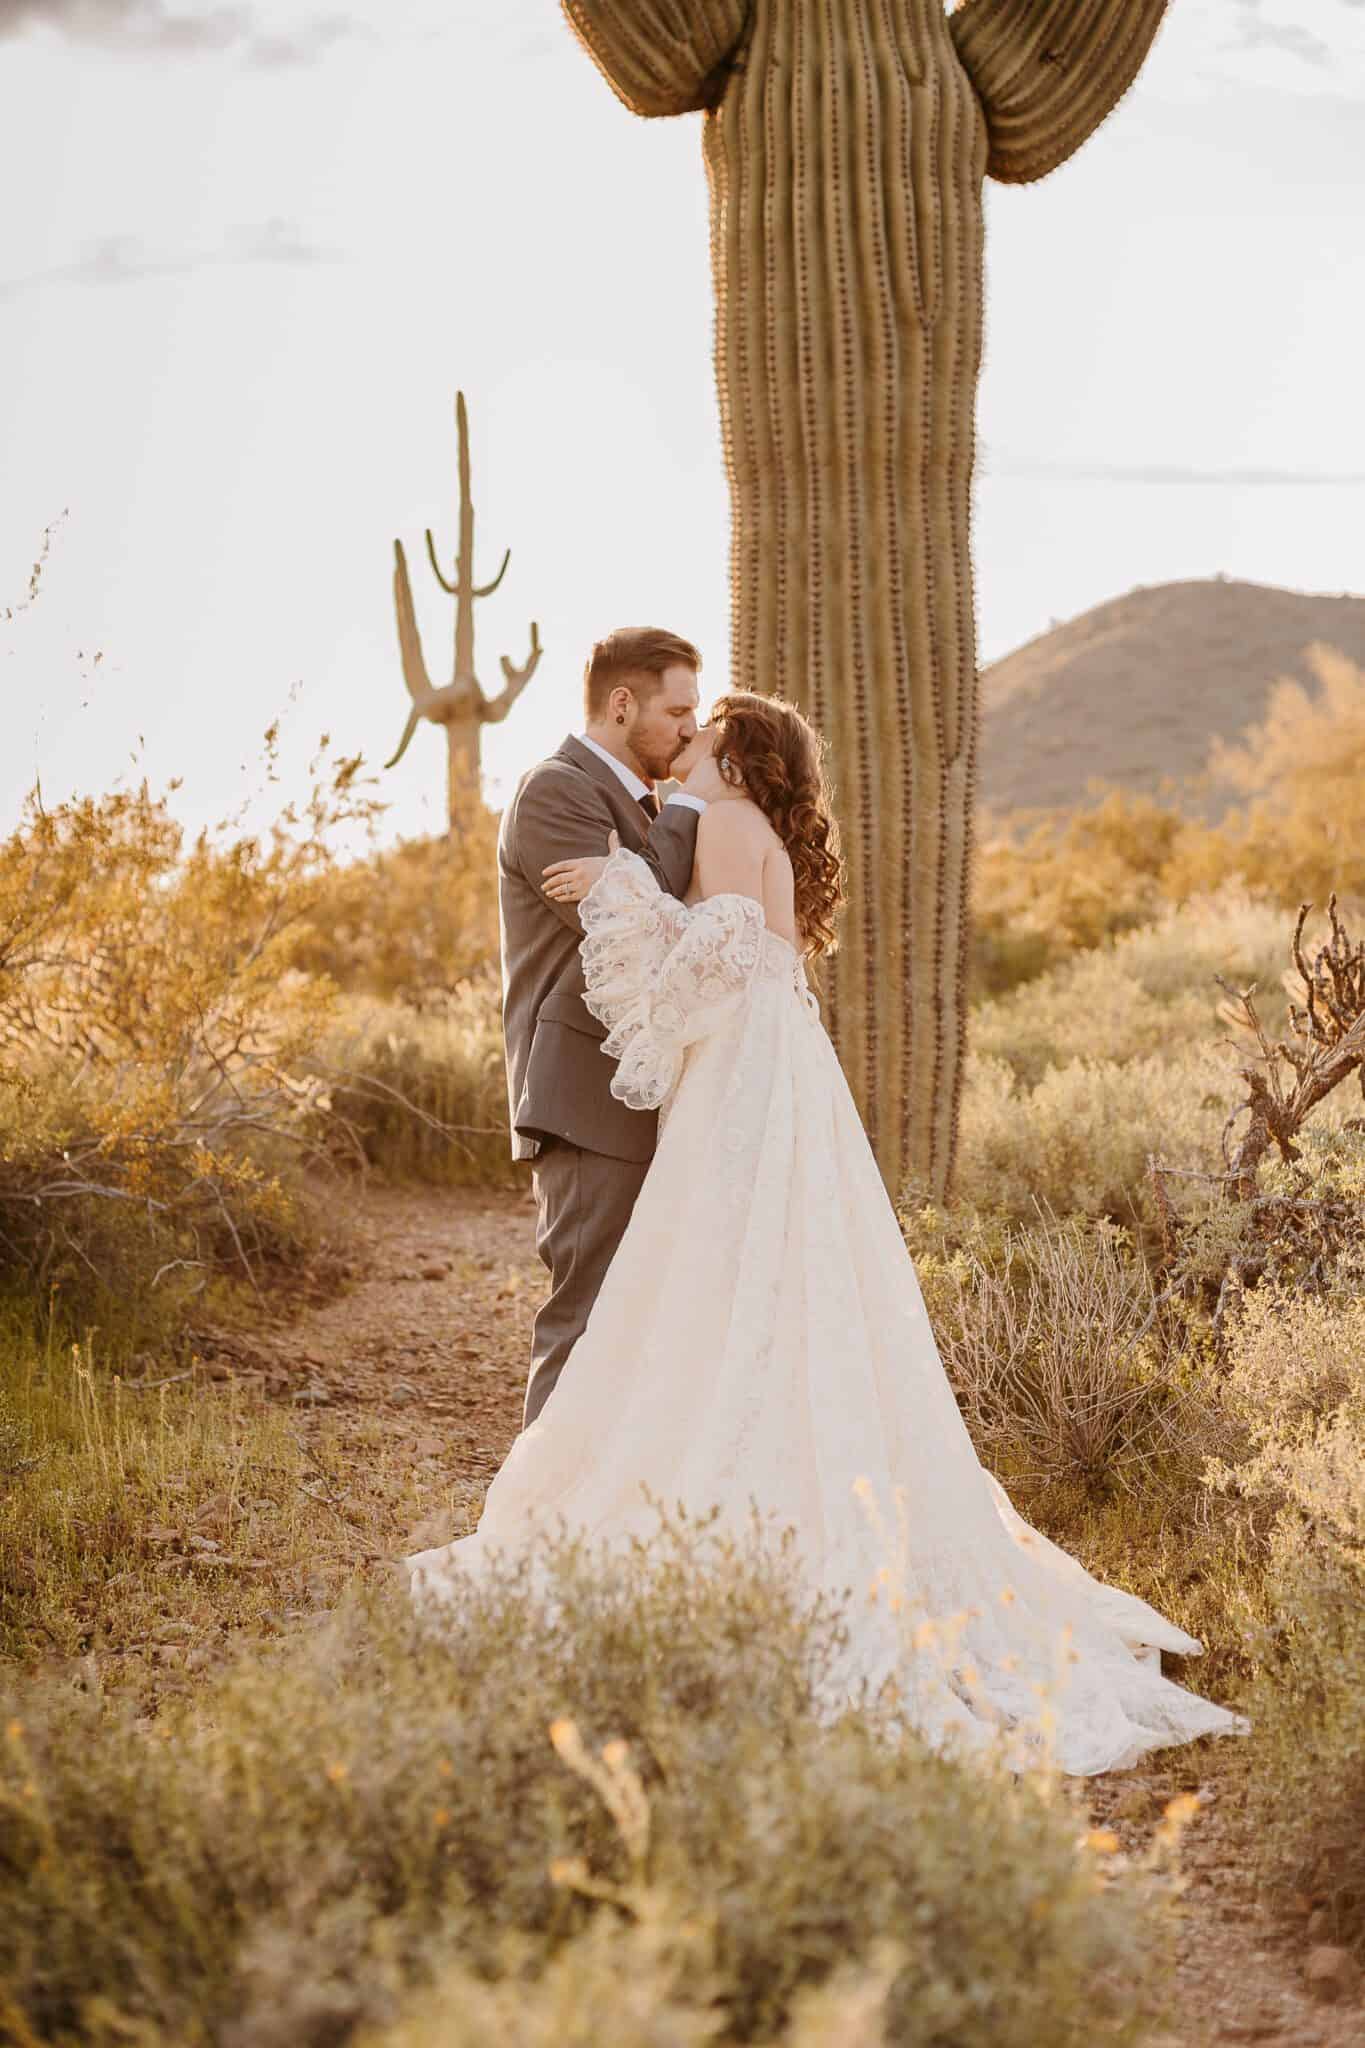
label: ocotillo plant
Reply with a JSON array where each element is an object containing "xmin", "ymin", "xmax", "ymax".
[
  {"xmin": 561, "ymin": 0, "xmax": 1168, "ymax": 1199},
  {"xmin": 389, "ymin": 391, "xmax": 542, "ymax": 833}
]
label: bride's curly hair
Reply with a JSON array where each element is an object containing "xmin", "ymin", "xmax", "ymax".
[{"xmin": 708, "ymin": 692, "xmax": 845, "ymax": 957}]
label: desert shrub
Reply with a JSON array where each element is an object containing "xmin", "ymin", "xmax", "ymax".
[
  {"xmin": 0, "ymin": 763, "xmax": 376, "ymax": 1325},
  {"xmin": 0, "ymin": 1524, "xmax": 1168, "ymax": 2048},
  {"xmin": 1207, "ymin": 1289, "xmax": 1365, "ymax": 1950},
  {"xmin": 953, "ymin": 1047, "xmax": 1225, "ymax": 1233},
  {"xmin": 0, "ymin": 763, "xmax": 516, "ymax": 1327},
  {"xmin": 973, "ymin": 892, "xmax": 1289, "ymax": 1088},
  {"xmin": 314, "ymin": 974, "xmax": 513, "ymax": 1186},
  {"xmin": 972, "ymin": 792, "xmax": 1185, "ymax": 997},
  {"xmin": 912, "ymin": 1212, "xmax": 1226, "ymax": 1500},
  {"xmin": 293, "ymin": 812, "xmax": 500, "ymax": 1003},
  {"xmin": 1166, "ymin": 646, "xmax": 1365, "ymax": 910}
]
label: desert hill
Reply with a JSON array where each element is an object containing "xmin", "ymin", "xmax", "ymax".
[{"xmin": 977, "ymin": 577, "xmax": 1365, "ymax": 819}]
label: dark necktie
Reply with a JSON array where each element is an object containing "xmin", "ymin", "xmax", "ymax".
[{"xmin": 638, "ymin": 790, "xmax": 660, "ymax": 823}]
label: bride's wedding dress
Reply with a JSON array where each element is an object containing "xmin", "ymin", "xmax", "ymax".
[{"xmin": 407, "ymin": 850, "xmax": 1247, "ymax": 1775}]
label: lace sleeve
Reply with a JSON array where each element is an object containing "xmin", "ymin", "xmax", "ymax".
[{"xmin": 579, "ymin": 848, "xmax": 766, "ymax": 1113}]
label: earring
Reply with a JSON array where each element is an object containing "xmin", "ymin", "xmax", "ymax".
[{"xmin": 617, "ymin": 714, "xmax": 626, "ymax": 725}]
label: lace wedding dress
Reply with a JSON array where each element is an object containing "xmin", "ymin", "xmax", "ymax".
[{"xmin": 406, "ymin": 850, "xmax": 1248, "ymax": 1775}]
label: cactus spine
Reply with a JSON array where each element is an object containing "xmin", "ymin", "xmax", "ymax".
[
  {"xmin": 562, "ymin": 0, "xmax": 1167, "ymax": 1199},
  {"xmin": 388, "ymin": 391, "xmax": 543, "ymax": 836}
]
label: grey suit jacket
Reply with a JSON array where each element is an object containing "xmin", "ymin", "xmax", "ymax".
[{"xmin": 498, "ymin": 735, "xmax": 701, "ymax": 1164}]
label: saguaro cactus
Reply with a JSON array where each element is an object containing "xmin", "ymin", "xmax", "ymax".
[
  {"xmin": 388, "ymin": 391, "xmax": 543, "ymax": 834},
  {"xmin": 561, "ymin": 0, "xmax": 1168, "ymax": 1198}
]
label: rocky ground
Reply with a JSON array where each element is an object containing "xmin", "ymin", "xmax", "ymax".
[{"xmin": 192, "ymin": 1177, "xmax": 1360, "ymax": 2048}]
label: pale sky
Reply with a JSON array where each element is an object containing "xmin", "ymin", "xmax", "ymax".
[{"xmin": 2, "ymin": 0, "xmax": 1364, "ymax": 847}]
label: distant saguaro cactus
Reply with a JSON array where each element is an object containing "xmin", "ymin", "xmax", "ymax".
[
  {"xmin": 389, "ymin": 391, "xmax": 542, "ymax": 834},
  {"xmin": 561, "ymin": 0, "xmax": 1168, "ymax": 1198}
]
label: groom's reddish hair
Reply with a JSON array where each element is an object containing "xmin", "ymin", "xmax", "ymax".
[{"xmin": 584, "ymin": 627, "xmax": 701, "ymax": 719}]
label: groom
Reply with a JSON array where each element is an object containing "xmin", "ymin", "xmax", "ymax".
[{"xmin": 499, "ymin": 626, "xmax": 706, "ymax": 1428}]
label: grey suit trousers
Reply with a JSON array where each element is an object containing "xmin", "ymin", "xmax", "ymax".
[{"xmin": 525, "ymin": 1137, "xmax": 649, "ymax": 1429}]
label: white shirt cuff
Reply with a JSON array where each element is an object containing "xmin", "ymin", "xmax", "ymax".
[{"xmin": 664, "ymin": 792, "xmax": 707, "ymax": 814}]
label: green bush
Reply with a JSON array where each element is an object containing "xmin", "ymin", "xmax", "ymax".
[
  {"xmin": 0, "ymin": 1521, "xmax": 1168, "ymax": 2048},
  {"xmin": 972, "ymin": 891, "xmax": 1288, "ymax": 1090}
]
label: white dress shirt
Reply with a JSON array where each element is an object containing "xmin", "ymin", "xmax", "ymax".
[{"xmin": 578, "ymin": 732, "xmax": 707, "ymax": 815}]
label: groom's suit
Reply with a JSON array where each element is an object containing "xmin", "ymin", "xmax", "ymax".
[{"xmin": 499, "ymin": 735, "xmax": 702, "ymax": 1426}]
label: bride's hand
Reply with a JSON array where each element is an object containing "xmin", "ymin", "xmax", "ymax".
[{"xmin": 543, "ymin": 831, "xmax": 619, "ymax": 905}]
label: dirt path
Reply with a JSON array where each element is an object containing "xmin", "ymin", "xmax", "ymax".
[{"xmin": 236, "ymin": 1178, "xmax": 1356, "ymax": 2048}]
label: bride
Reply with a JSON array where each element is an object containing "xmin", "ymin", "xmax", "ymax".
[{"xmin": 405, "ymin": 691, "xmax": 1247, "ymax": 1775}]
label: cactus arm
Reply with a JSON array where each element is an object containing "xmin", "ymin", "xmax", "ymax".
[
  {"xmin": 384, "ymin": 705, "xmax": 422, "ymax": 772},
  {"xmin": 424, "ymin": 528, "xmax": 456, "ymax": 595},
  {"xmin": 560, "ymin": 0, "xmax": 750, "ymax": 118},
  {"xmin": 473, "ymin": 548, "xmax": 511, "ymax": 600},
  {"xmin": 949, "ymin": 0, "xmax": 1168, "ymax": 185},
  {"xmin": 424, "ymin": 531, "xmax": 509, "ymax": 600},
  {"xmin": 485, "ymin": 623, "xmax": 543, "ymax": 725},
  {"xmin": 387, "ymin": 539, "xmax": 438, "ymax": 767}
]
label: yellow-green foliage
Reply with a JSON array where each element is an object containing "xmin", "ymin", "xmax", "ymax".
[
  {"xmin": 1208, "ymin": 1289, "xmax": 1365, "ymax": 1949},
  {"xmin": 953, "ymin": 892, "xmax": 1360, "ymax": 1234},
  {"xmin": 953, "ymin": 1046, "xmax": 1229, "ymax": 1232},
  {"xmin": 1169, "ymin": 645, "xmax": 1365, "ymax": 908},
  {"xmin": 294, "ymin": 807, "xmax": 500, "ymax": 1003},
  {"xmin": 0, "ymin": 762, "xmax": 374, "ymax": 1322},
  {"xmin": 0, "ymin": 1525, "xmax": 1167, "ymax": 2048},
  {"xmin": 973, "ymin": 794, "xmax": 1188, "ymax": 997},
  {"xmin": 972, "ymin": 890, "xmax": 1289, "ymax": 1088},
  {"xmin": 0, "ymin": 763, "xmax": 508, "ymax": 1318}
]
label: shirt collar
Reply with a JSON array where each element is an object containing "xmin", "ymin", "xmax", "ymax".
[{"xmin": 577, "ymin": 731, "xmax": 651, "ymax": 803}]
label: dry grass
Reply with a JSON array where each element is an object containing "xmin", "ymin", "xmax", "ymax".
[
  {"xmin": 1206, "ymin": 1290, "xmax": 1365, "ymax": 1950},
  {"xmin": 0, "ymin": 1308, "xmax": 382, "ymax": 1674},
  {"xmin": 314, "ymin": 975, "xmax": 513, "ymax": 1188}
]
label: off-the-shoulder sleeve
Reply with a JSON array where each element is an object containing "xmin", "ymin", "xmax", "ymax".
[{"xmin": 579, "ymin": 848, "xmax": 767, "ymax": 1112}]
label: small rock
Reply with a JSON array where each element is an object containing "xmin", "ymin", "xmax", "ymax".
[
  {"xmin": 292, "ymin": 1381, "xmax": 332, "ymax": 1407},
  {"xmin": 420, "ymin": 1265, "xmax": 449, "ymax": 1282},
  {"xmin": 1304, "ymin": 1945, "xmax": 1361, "ymax": 2003},
  {"xmin": 412, "ymin": 1435, "xmax": 446, "ymax": 1459}
]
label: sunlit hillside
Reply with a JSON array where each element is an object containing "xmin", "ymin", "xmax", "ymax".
[{"xmin": 979, "ymin": 577, "xmax": 1365, "ymax": 818}]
